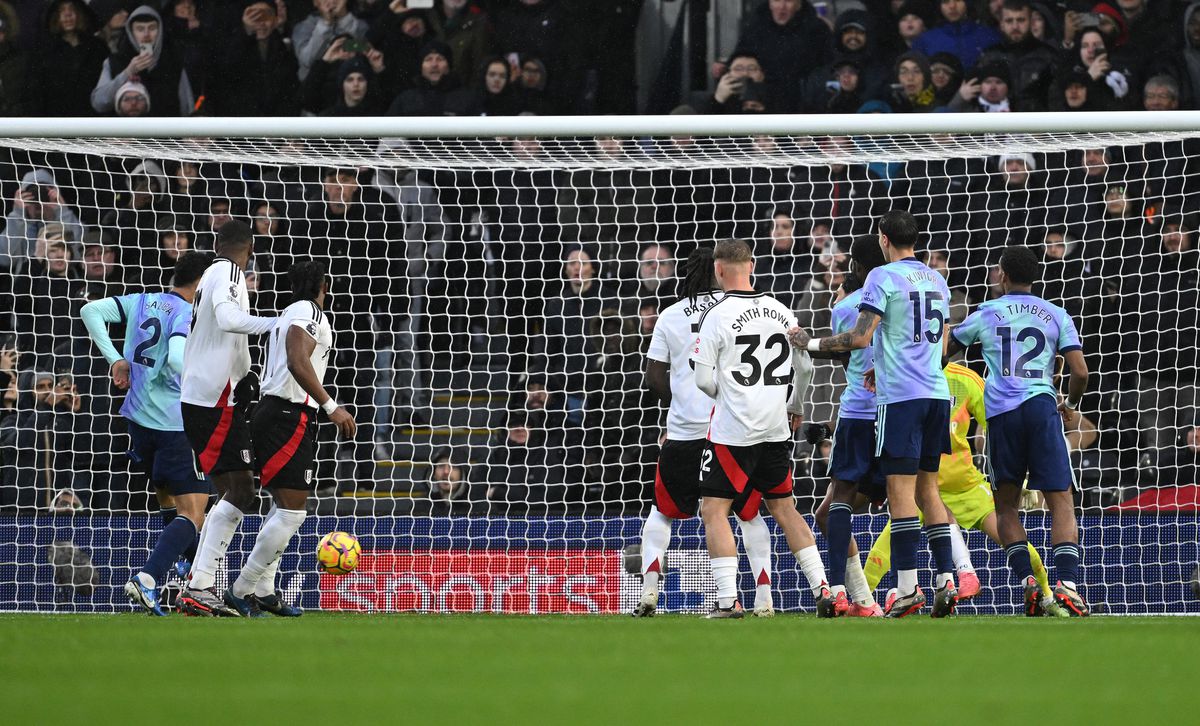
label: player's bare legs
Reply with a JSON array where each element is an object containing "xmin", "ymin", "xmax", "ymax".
[{"xmin": 701, "ymin": 497, "xmax": 743, "ymax": 617}]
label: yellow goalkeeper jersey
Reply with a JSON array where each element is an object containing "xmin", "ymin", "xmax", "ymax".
[{"xmin": 941, "ymin": 362, "xmax": 988, "ymax": 493}]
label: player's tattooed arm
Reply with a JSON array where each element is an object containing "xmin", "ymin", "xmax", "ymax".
[{"xmin": 795, "ymin": 310, "xmax": 881, "ymax": 353}]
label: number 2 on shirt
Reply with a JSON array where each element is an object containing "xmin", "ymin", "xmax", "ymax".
[{"xmin": 908, "ymin": 291, "xmax": 945, "ymax": 344}]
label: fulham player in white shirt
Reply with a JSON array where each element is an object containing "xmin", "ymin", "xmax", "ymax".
[
  {"xmin": 691, "ymin": 239, "xmax": 833, "ymax": 618},
  {"xmin": 178, "ymin": 221, "xmax": 276, "ymax": 616},
  {"xmin": 635, "ymin": 248, "xmax": 777, "ymax": 618},
  {"xmin": 222, "ymin": 260, "xmax": 356, "ymax": 617}
]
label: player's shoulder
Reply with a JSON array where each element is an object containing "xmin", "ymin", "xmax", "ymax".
[
  {"xmin": 696, "ymin": 292, "xmax": 735, "ymax": 329},
  {"xmin": 833, "ymin": 289, "xmax": 861, "ymax": 311}
]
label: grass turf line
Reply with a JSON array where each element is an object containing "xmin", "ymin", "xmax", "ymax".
[{"xmin": 1, "ymin": 614, "xmax": 1196, "ymax": 724}]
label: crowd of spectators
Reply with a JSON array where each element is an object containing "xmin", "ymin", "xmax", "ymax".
[{"xmin": 0, "ymin": 0, "xmax": 1197, "ymax": 515}]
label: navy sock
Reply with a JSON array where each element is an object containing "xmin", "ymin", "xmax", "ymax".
[
  {"xmin": 183, "ymin": 532, "xmax": 198, "ymax": 563},
  {"xmin": 142, "ymin": 517, "xmax": 198, "ymax": 585},
  {"xmin": 826, "ymin": 502, "xmax": 853, "ymax": 587},
  {"xmin": 1005, "ymin": 541, "xmax": 1035, "ymax": 582},
  {"xmin": 891, "ymin": 517, "xmax": 921, "ymax": 571},
  {"xmin": 925, "ymin": 523, "xmax": 955, "ymax": 575},
  {"xmin": 160, "ymin": 507, "xmax": 176, "ymax": 527},
  {"xmin": 1052, "ymin": 542, "xmax": 1081, "ymax": 586}
]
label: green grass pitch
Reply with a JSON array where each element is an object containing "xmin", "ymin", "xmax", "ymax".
[{"xmin": 2, "ymin": 614, "xmax": 1196, "ymax": 724}]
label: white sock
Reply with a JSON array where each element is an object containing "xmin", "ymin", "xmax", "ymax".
[
  {"xmin": 936, "ymin": 571, "xmax": 955, "ymax": 588},
  {"xmin": 949, "ymin": 523, "xmax": 974, "ymax": 573},
  {"xmin": 232, "ymin": 508, "xmax": 306, "ymax": 597},
  {"xmin": 639, "ymin": 507, "xmax": 673, "ymax": 599},
  {"xmin": 711, "ymin": 556, "xmax": 738, "ymax": 609},
  {"xmin": 898, "ymin": 569, "xmax": 918, "ymax": 596},
  {"xmin": 253, "ymin": 506, "xmax": 282, "ymax": 597},
  {"xmin": 794, "ymin": 545, "xmax": 828, "ymax": 596},
  {"xmin": 737, "ymin": 515, "xmax": 773, "ymax": 607},
  {"xmin": 1062, "ymin": 580, "xmax": 1077, "ymax": 591},
  {"xmin": 845, "ymin": 555, "xmax": 875, "ymax": 607},
  {"xmin": 189, "ymin": 499, "xmax": 244, "ymax": 591}
]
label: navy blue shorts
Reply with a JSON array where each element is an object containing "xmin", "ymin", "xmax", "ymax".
[
  {"xmin": 876, "ymin": 399, "xmax": 952, "ymax": 475},
  {"xmin": 127, "ymin": 421, "xmax": 213, "ymax": 496},
  {"xmin": 986, "ymin": 394, "xmax": 1074, "ymax": 492},
  {"xmin": 828, "ymin": 417, "xmax": 886, "ymax": 501}
]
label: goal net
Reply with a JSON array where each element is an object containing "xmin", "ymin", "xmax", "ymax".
[{"xmin": 0, "ymin": 114, "xmax": 1196, "ymax": 615}]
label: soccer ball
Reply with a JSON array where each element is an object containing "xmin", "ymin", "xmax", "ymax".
[{"xmin": 316, "ymin": 531, "xmax": 361, "ymax": 576}]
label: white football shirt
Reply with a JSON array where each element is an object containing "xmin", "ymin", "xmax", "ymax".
[
  {"xmin": 647, "ymin": 291, "xmax": 722, "ymax": 440},
  {"xmin": 691, "ymin": 290, "xmax": 797, "ymax": 446},
  {"xmin": 260, "ymin": 300, "xmax": 333, "ymax": 409},
  {"xmin": 180, "ymin": 258, "xmax": 257, "ymax": 407}
]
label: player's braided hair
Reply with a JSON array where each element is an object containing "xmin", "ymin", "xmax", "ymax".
[
  {"xmin": 288, "ymin": 259, "xmax": 327, "ymax": 304},
  {"xmin": 681, "ymin": 246, "xmax": 717, "ymax": 305}
]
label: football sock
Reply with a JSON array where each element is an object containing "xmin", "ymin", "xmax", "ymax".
[
  {"xmin": 737, "ymin": 515, "xmax": 773, "ymax": 606},
  {"xmin": 711, "ymin": 556, "xmax": 738, "ymax": 610},
  {"xmin": 826, "ymin": 502, "xmax": 853, "ymax": 587},
  {"xmin": 794, "ymin": 545, "xmax": 828, "ymax": 596},
  {"xmin": 892, "ymin": 516, "xmax": 921, "ymax": 595},
  {"xmin": 949, "ymin": 523, "xmax": 974, "ymax": 573},
  {"xmin": 142, "ymin": 515, "xmax": 197, "ymax": 585},
  {"xmin": 1005, "ymin": 540, "xmax": 1035, "ymax": 583},
  {"xmin": 639, "ymin": 507, "xmax": 672, "ymax": 599},
  {"xmin": 1030, "ymin": 543, "xmax": 1052, "ymax": 598},
  {"xmin": 189, "ymin": 499, "xmax": 244, "ymax": 591},
  {"xmin": 926, "ymin": 523, "xmax": 956, "ymax": 585},
  {"xmin": 253, "ymin": 506, "xmax": 282, "ymax": 598},
  {"xmin": 161, "ymin": 506, "xmax": 176, "ymax": 527},
  {"xmin": 233, "ymin": 508, "xmax": 307, "ymax": 598},
  {"xmin": 1052, "ymin": 542, "xmax": 1081, "ymax": 590},
  {"xmin": 845, "ymin": 554, "xmax": 876, "ymax": 607},
  {"xmin": 863, "ymin": 519, "xmax": 890, "ymax": 591}
]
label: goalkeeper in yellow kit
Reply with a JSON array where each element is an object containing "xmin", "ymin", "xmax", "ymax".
[{"xmin": 863, "ymin": 362, "xmax": 1057, "ymax": 613}]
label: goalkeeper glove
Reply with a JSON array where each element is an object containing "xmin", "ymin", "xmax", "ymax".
[{"xmin": 804, "ymin": 423, "xmax": 832, "ymax": 446}]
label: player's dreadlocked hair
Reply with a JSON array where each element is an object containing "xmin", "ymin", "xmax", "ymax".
[
  {"xmin": 681, "ymin": 246, "xmax": 717, "ymax": 305},
  {"xmin": 288, "ymin": 259, "xmax": 327, "ymax": 304}
]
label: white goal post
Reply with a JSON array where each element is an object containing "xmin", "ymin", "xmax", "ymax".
[{"xmin": 0, "ymin": 112, "xmax": 1197, "ymax": 615}]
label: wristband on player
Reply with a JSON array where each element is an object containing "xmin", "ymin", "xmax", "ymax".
[
  {"xmin": 321, "ymin": 399, "xmax": 339, "ymax": 415},
  {"xmin": 806, "ymin": 339, "xmax": 821, "ymax": 353},
  {"xmin": 1063, "ymin": 398, "xmax": 1080, "ymax": 411}
]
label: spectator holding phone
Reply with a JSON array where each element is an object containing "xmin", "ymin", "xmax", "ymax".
[
  {"xmin": 90, "ymin": 5, "xmax": 194, "ymax": 116},
  {"xmin": 0, "ymin": 169, "xmax": 84, "ymax": 276},
  {"xmin": 208, "ymin": 1, "xmax": 300, "ymax": 116},
  {"xmin": 293, "ymin": 0, "xmax": 368, "ymax": 81},
  {"xmin": 708, "ymin": 50, "xmax": 769, "ymax": 114},
  {"xmin": 1050, "ymin": 26, "xmax": 1133, "ymax": 110}
]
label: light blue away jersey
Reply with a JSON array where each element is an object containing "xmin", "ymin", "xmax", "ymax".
[
  {"xmin": 951, "ymin": 291, "xmax": 1082, "ymax": 418},
  {"xmin": 831, "ymin": 289, "xmax": 875, "ymax": 420},
  {"xmin": 859, "ymin": 258, "xmax": 951, "ymax": 405},
  {"xmin": 116, "ymin": 291, "xmax": 192, "ymax": 430}
]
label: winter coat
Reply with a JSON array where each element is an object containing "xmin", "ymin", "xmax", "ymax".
[
  {"xmin": 911, "ymin": 19, "xmax": 1002, "ymax": 70},
  {"xmin": 89, "ymin": 5, "xmax": 194, "ymax": 116}
]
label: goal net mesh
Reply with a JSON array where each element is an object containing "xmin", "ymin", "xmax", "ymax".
[{"xmin": 0, "ymin": 129, "xmax": 1196, "ymax": 614}]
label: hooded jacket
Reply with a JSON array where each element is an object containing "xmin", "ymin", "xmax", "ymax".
[
  {"xmin": 388, "ymin": 40, "xmax": 460, "ymax": 116},
  {"xmin": 732, "ymin": 0, "xmax": 832, "ymax": 113},
  {"xmin": 445, "ymin": 56, "xmax": 522, "ymax": 116},
  {"xmin": 803, "ymin": 9, "xmax": 890, "ymax": 111},
  {"xmin": 0, "ymin": 169, "xmax": 85, "ymax": 273},
  {"xmin": 89, "ymin": 5, "xmax": 194, "ymax": 116}
]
